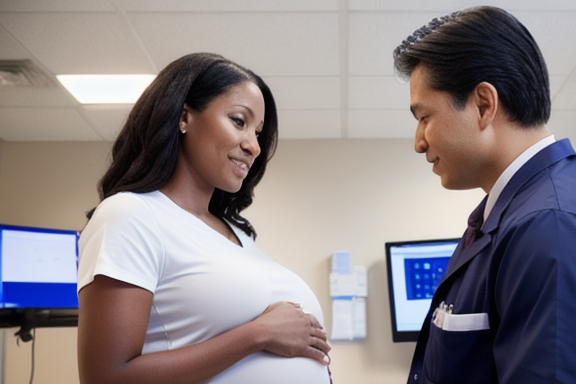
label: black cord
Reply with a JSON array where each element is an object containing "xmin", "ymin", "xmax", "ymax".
[{"xmin": 29, "ymin": 328, "xmax": 36, "ymax": 384}]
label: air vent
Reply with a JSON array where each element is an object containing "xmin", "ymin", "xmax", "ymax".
[{"xmin": 0, "ymin": 60, "xmax": 55, "ymax": 87}]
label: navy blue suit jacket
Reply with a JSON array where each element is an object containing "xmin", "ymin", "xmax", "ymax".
[{"xmin": 408, "ymin": 139, "xmax": 576, "ymax": 384}]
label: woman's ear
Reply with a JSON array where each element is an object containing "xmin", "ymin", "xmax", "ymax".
[
  {"xmin": 180, "ymin": 105, "xmax": 191, "ymax": 134},
  {"xmin": 473, "ymin": 82, "xmax": 498, "ymax": 130}
]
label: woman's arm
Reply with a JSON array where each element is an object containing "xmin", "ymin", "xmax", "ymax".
[{"xmin": 78, "ymin": 275, "xmax": 330, "ymax": 384}]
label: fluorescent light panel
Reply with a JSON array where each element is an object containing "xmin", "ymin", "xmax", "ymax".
[{"xmin": 57, "ymin": 74, "xmax": 155, "ymax": 104}]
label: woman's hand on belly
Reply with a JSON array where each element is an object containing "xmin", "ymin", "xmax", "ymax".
[{"xmin": 251, "ymin": 302, "xmax": 331, "ymax": 366}]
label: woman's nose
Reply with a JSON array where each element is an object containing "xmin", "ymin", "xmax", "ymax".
[{"xmin": 242, "ymin": 131, "xmax": 261, "ymax": 158}]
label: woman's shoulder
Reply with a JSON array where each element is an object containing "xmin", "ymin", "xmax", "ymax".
[
  {"xmin": 97, "ymin": 191, "xmax": 161, "ymax": 212},
  {"xmin": 81, "ymin": 191, "xmax": 165, "ymax": 258},
  {"xmin": 101, "ymin": 190, "xmax": 160, "ymax": 204},
  {"xmin": 90, "ymin": 191, "xmax": 163, "ymax": 227}
]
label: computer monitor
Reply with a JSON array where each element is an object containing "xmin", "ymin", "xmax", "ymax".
[
  {"xmin": 385, "ymin": 238, "xmax": 460, "ymax": 342},
  {"xmin": 0, "ymin": 224, "xmax": 79, "ymax": 334}
]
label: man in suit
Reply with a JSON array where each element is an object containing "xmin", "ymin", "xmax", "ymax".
[{"xmin": 393, "ymin": 6, "xmax": 576, "ymax": 384}]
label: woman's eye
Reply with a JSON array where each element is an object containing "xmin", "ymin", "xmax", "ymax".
[{"xmin": 231, "ymin": 117, "xmax": 245, "ymax": 127}]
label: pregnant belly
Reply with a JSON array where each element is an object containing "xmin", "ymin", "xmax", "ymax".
[{"xmin": 208, "ymin": 351, "xmax": 330, "ymax": 384}]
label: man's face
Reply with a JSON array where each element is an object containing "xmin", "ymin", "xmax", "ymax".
[{"xmin": 409, "ymin": 66, "xmax": 487, "ymax": 190}]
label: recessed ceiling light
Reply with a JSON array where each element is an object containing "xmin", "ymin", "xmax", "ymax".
[{"xmin": 56, "ymin": 74, "xmax": 156, "ymax": 104}]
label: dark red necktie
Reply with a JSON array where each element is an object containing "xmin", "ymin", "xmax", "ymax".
[{"xmin": 462, "ymin": 197, "xmax": 487, "ymax": 250}]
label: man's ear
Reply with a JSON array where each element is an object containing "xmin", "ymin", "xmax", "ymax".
[{"xmin": 473, "ymin": 82, "xmax": 498, "ymax": 130}]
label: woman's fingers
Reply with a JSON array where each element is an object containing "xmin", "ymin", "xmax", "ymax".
[{"xmin": 256, "ymin": 302, "xmax": 332, "ymax": 365}]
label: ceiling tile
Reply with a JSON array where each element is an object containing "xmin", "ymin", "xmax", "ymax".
[
  {"xmin": 349, "ymin": 11, "xmax": 440, "ymax": 76},
  {"xmin": 0, "ymin": 2, "xmax": 574, "ymax": 142},
  {"xmin": 0, "ymin": 86, "xmax": 75, "ymax": 107},
  {"xmin": 550, "ymin": 74, "xmax": 568, "ymax": 100},
  {"xmin": 349, "ymin": 0, "xmax": 576, "ymax": 12},
  {"xmin": 551, "ymin": 69, "xmax": 576, "ymax": 110},
  {"xmin": 349, "ymin": 0, "xmax": 473, "ymax": 12},
  {"xmin": 278, "ymin": 110, "xmax": 341, "ymax": 139},
  {"xmin": 0, "ymin": 107, "xmax": 101, "ymax": 141},
  {"xmin": 511, "ymin": 11, "xmax": 576, "ymax": 76},
  {"xmin": 0, "ymin": 0, "xmax": 117, "ymax": 12},
  {"xmin": 266, "ymin": 77, "xmax": 340, "ymax": 110},
  {"xmin": 129, "ymin": 12, "xmax": 340, "ymax": 76},
  {"xmin": 119, "ymin": 0, "xmax": 339, "ymax": 12},
  {"xmin": 0, "ymin": 12, "xmax": 155, "ymax": 74},
  {"xmin": 547, "ymin": 110, "xmax": 576, "ymax": 143},
  {"xmin": 349, "ymin": 76, "xmax": 409, "ymax": 110},
  {"xmin": 348, "ymin": 110, "xmax": 414, "ymax": 139},
  {"xmin": 0, "ymin": 26, "xmax": 31, "ymax": 60},
  {"xmin": 82, "ymin": 105, "xmax": 132, "ymax": 141}
]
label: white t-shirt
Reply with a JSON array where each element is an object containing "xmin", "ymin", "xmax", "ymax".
[{"xmin": 78, "ymin": 191, "xmax": 330, "ymax": 384}]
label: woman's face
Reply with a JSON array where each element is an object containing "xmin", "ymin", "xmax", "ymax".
[{"xmin": 179, "ymin": 81, "xmax": 265, "ymax": 194}]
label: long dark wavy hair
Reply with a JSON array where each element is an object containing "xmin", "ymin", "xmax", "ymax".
[{"xmin": 89, "ymin": 53, "xmax": 278, "ymax": 238}]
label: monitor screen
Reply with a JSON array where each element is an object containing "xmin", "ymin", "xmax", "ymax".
[
  {"xmin": 0, "ymin": 224, "xmax": 79, "ymax": 311},
  {"xmin": 385, "ymin": 238, "xmax": 460, "ymax": 342}
]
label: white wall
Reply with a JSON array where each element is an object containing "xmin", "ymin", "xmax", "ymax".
[{"xmin": 0, "ymin": 139, "xmax": 486, "ymax": 383}]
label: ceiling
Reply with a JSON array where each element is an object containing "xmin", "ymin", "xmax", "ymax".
[{"xmin": 0, "ymin": 0, "xmax": 575, "ymax": 142}]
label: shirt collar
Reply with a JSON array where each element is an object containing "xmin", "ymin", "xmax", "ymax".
[{"xmin": 484, "ymin": 135, "xmax": 556, "ymax": 222}]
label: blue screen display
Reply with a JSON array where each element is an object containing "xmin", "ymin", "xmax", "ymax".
[
  {"xmin": 385, "ymin": 238, "xmax": 460, "ymax": 342},
  {"xmin": 404, "ymin": 257, "xmax": 450, "ymax": 300},
  {"xmin": 0, "ymin": 224, "xmax": 79, "ymax": 310},
  {"xmin": 2, "ymin": 282, "xmax": 78, "ymax": 309}
]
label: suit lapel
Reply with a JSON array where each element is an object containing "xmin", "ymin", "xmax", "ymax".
[
  {"xmin": 439, "ymin": 139, "xmax": 575, "ymax": 286},
  {"xmin": 484, "ymin": 138, "xmax": 575, "ymax": 234},
  {"xmin": 443, "ymin": 234, "xmax": 491, "ymax": 280}
]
